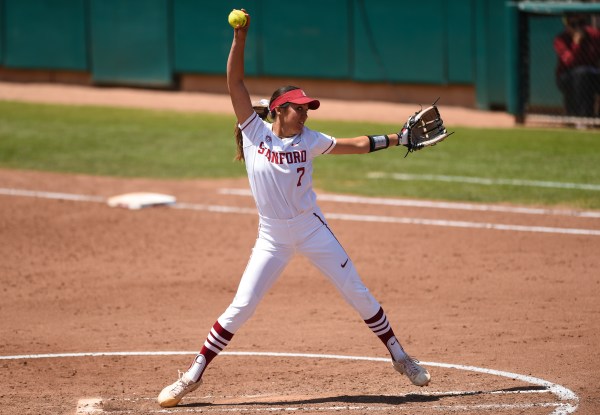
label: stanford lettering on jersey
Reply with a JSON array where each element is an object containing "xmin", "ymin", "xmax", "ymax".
[{"xmin": 258, "ymin": 141, "xmax": 306, "ymax": 165}]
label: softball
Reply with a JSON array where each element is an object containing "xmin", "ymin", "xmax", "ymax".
[{"xmin": 228, "ymin": 9, "xmax": 247, "ymax": 28}]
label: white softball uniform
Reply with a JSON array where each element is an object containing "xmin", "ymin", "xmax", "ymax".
[
  {"xmin": 240, "ymin": 112, "xmax": 334, "ymax": 219},
  {"xmin": 217, "ymin": 113, "xmax": 381, "ymax": 333}
]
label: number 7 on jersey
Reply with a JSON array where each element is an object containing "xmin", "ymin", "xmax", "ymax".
[{"xmin": 296, "ymin": 167, "xmax": 305, "ymax": 187}]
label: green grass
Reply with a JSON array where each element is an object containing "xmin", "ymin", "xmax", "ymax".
[
  {"xmin": 0, "ymin": 100, "xmax": 246, "ymax": 178},
  {"xmin": 1, "ymin": 100, "xmax": 600, "ymax": 209}
]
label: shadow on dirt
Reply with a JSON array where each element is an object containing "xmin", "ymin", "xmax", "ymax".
[{"xmin": 179, "ymin": 386, "xmax": 549, "ymax": 408}]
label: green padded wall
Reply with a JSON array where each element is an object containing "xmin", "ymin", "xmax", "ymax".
[
  {"xmin": 89, "ymin": 0, "xmax": 171, "ymax": 87},
  {"xmin": 488, "ymin": 0, "xmax": 508, "ymax": 106},
  {"xmin": 352, "ymin": 0, "xmax": 445, "ymax": 83},
  {"xmin": 0, "ymin": 0, "xmax": 4, "ymax": 65},
  {"xmin": 260, "ymin": 0, "xmax": 352, "ymax": 79},
  {"xmin": 528, "ymin": 15, "xmax": 563, "ymax": 107},
  {"xmin": 175, "ymin": 0, "xmax": 475, "ymax": 84},
  {"xmin": 447, "ymin": 0, "xmax": 475, "ymax": 84},
  {"xmin": 0, "ymin": 0, "xmax": 535, "ymax": 111},
  {"xmin": 3, "ymin": 0, "xmax": 87, "ymax": 70},
  {"xmin": 474, "ymin": 0, "xmax": 511, "ymax": 109},
  {"xmin": 173, "ymin": 0, "xmax": 259, "ymax": 75}
]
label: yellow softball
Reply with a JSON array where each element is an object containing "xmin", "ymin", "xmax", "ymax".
[{"xmin": 228, "ymin": 9, "xmax": 247, "ymax": 28}]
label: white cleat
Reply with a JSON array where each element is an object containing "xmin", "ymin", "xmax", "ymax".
[
  {"xmin": 157, "ymin": 371, "xmax": 202, "ymax": 407},
  {"xmin": 393, "ymin": 356, "xmax": 431, "ymax": 386}
]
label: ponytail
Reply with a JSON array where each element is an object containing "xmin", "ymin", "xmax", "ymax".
[{"xmin": 234, "ymin": 125, "xmax": 244, "ymax": 162}]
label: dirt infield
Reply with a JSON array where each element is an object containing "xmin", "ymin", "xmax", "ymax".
[
  {"xmin": 1, "ymin": 83, "xmax": 599, "ymax": 415},
  {"xmin": 1, "ymin": 168, "xmax": 599, "ymax": 415}
]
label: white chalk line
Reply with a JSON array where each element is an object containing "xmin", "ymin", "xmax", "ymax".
[
  {"xmin": 76, "ymin": 398, "xmax": 103, "ymax": 414},
  {"xmin": 2, "ymin": 187, "xmax": 599, "ymax": 236},
  {"xmin": 219, "ymin": 188, "xmax": 600, "ymax": 218},
  {"xmin": 327, "ymin": 212, "xmax": 600, "ymax": 236},
  {"xmin": 1, "ymin": 351, "xmax": 578, "ymax": 415},
  {"xmin": 217, "ymin": 188, "xmax": 600, "ymax": 237},
  {"xmin": 367, "ymin": 172, "xmax": 600, "ymax": 191},
  {"xmin": 0, "ymin": 187, "xmax": 105, "ymax": 202}
]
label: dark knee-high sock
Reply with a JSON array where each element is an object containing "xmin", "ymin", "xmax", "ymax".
[
  {"xmin": 186, "ymin": 320, "xmax": 234, "ymax": 382},
  {"xmin": 364, "ymin": 307, "xmax": 408, "ymax": 361}
]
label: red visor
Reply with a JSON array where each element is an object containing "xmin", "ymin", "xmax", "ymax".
[{"xmin": 269, "ymin": 89, "xmax": 320, "ymax": 111}]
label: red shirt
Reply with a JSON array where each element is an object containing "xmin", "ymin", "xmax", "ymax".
[{"xmin": 554, "ymin": 26, "xmax": 600, "ymax": 77}]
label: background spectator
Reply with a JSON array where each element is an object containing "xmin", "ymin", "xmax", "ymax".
[{"xmin": 554, "ymin": 13, "xmax": 600, "ymax": 117}]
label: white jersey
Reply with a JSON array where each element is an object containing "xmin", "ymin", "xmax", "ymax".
[{"xmin": 239, "ymin": 112, "xmax": 336, "ymax": 219}]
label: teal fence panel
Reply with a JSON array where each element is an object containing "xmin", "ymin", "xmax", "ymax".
[
  {"xmin": 505, "ymin": 2, "xmax": 520, "ymax": 115},
  {"xmin": 0, "ymin": 0, "xmax": 4, "ymax": 65},
  {"xmin": 487, "ymin": 0, "xmax": 509, "ymax": 107},
  {"xmin": 352, "ymin": 0, "xmax": 445, "ymax": 83},
  {"xmin": 260, "ymin": 0, "xmax": 351, "ymax": 79},
  {"xmin": 447, "ymin": 0, "xmax": 475, "ymax": 84},
  {"xmin": 476, "ymin": 0, "xmax": 509, "ymax": 110},
  {"xmin": 3, "ymin": 0, "xmax": 87, "ymax": 70},
  {"xmin": 528, "ymin": 15, "xmax": 563, "ymax": 107},
  {"xmin": 173, "ymin": 0, "xmax": 259, "ymax": 76},
  {"xmin": 0, "ymin": 0, "xmax": 517, "ymax": 108},
  {"xmin": 89, "ymin": 0, "xmax": 171, "ymax": 87}
]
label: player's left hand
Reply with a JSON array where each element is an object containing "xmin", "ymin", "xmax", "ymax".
[{"xmin": 399, "ymin": 101, "xmax": 453, "ymax": 155}]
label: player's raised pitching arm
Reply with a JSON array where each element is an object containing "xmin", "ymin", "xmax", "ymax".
[{"xmin": 227, "ymin": 10, "xmax": 253, "ymax": 125}]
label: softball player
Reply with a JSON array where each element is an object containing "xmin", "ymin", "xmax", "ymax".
[{"xmin": 158, "ymin": 10, "xmax": 430, "ymax": 408}]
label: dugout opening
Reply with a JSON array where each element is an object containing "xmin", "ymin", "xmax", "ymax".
[{"xmin": 507, "ymin": 1, "xmax": 600, "ymax": 128}]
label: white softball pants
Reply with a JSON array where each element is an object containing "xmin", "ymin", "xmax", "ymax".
[{"xmin": 217, "ymin": 207, "xmax": 381, "ymax": 333}]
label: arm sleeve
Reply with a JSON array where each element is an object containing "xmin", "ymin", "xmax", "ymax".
[
  {"xmin": 306, "ymin": 129, "xmax": 336, "ymax": 158},
  {"xmin": 554, "ymin": 34, "xmax": 578, "ymax": 68}
]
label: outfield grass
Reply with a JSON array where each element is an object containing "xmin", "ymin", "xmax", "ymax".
[{"xmin": 1, "ymin": 100, "xmax": 599, "ymax": 209}]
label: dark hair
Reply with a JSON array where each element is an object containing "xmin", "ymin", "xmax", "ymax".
[
  {"xmin": 233, "ymin": 86, "xmax": 301, "ymax": 162},
  {"xmin": 565, "ymin": 13, "xmax": 587, "ymax": 29},
  {"xmin": 234, "ymin": 102, "xmax": 270, "ymax": 162}
]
